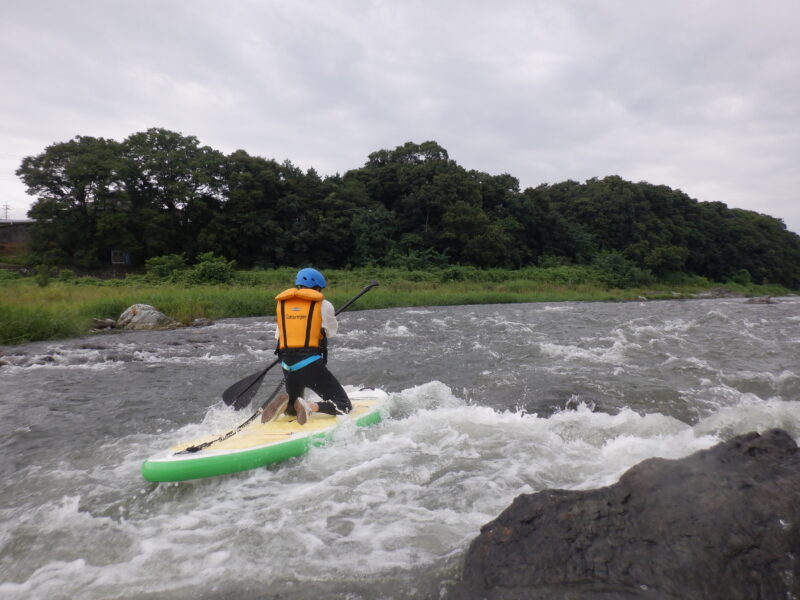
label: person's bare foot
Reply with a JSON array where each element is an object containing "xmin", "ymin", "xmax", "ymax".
[
  {"xmin": 294, "ymin": 398, "xmax": 314, "ymax": 425},
  {"xmin": 261, "ymin": 393, "xmax": 289, "ymax": 423}
]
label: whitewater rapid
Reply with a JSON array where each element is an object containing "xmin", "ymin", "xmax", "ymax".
[{"xmin": 1, "ymin": 297, "xmax": 799, "ymax": 599}]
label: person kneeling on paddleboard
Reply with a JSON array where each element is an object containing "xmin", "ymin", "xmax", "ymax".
[{"xmin": 261, "ymin": 268, "xmax": 352, "ymax": 425}]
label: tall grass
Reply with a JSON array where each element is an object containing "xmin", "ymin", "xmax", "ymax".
[{"xmin": 0, "ymin": 266, "xmax": 793, "ymax": 346}]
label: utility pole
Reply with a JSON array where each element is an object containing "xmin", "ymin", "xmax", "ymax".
[{"xmin": 1, "ymin": 203, "xmax": 8, "ymax": 220}]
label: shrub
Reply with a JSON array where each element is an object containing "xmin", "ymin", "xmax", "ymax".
[
  {"xmin": 0, "ymin": 270, "xmax": 21, "ymax": 283},
  {"xmin": 35, "ymin": 264, "xmax": 51, "ymax": 287},
  {"xmin": 404, "ymin": 270, "xmax": 437, "ymax": 282},
  {"xmin": 77, "ymin": 276, "xmax": 105, "ymax": 286},
  {"xmin": 145, "ymin": 253, "xmax": 188, "ymax": 281},
  {"xmin": 729, "ymin": 268, "xmax": 752, "ymax": 286},
  {"xmin": 537, "ymin": 255, "xmax": 571, "ymax": 268},
  {"xmin": 185, "ymin": 252, "xmax": 237, "ymax": 285},
  {"xmin": 592, "ymin": 251, "xmax": 655, "ymax": 289},
  {"xmin": 439, "ymin": 265, "xmax": 480, "ymax": 282}
]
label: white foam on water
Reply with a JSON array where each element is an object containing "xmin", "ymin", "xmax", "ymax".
[
  {"xmin": 144, "ymin": 402, "xmax": 256, "ymax": 447},
  {"xmin": 339, "ymin": 328, "xmax": 370, "ymax": 340},
  {"xmin": 5, "ymin": 380, "xmax": 800, "ymax": 600},
  {"xmin": 723, "ymin": 369, "xmax": 799, "ymax": 387},
  {"xmin": 0, "ymin": 340, "xmax": 245, "ymax": 372},
  {"xmin": 542, "ymin": 305, "xmax": 573, "ymax": 312},
  {"xmin": 471, "ymin": 342, "xmax": 500, "ymax": 358},
  {"xmin": 619, "ymin": 317, "xmax": 693, "ymax": 341},
  {"xmin": 472, "ymin": 313, "xmax": 536, "ymax": 335},
  {"xmin": 679, "ymin": 379, "xmax": 785, "ymax": 413},
  {"xmin": 0, "ymin": 345, "xmax": 129, "ymax": 371},
  {"xmin": 334, "ymin": 345, "xmax": 388, "ymax": 359},
  {"xmin": 700, "ymin": 308, "xmax": 734, "ymax": 323},
  {"xmin": 0, "ymin": 360, "xmax": 122, "ymax": 374},
  {"xmin": 206, "ymin": 319, "xmax": 273, "ymax": 332},
  {"xmin": 694, "ymin": 399, "xmax": 800, "ymax": 440},
  {"xmin": 133, "ymin": 350, "xmax": 242, "ymax": 366},
  {"xmin": 380, "ymin": 322, "xmax": 413, "ymax": 337},
  {"xmin": 538, "ymin": 336, "xmax": 631, "ymax": 366}
]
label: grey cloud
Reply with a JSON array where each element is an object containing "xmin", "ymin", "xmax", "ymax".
[{"xmin": 1, "ymin": 0, "xmax": 798, "ymax": 232}]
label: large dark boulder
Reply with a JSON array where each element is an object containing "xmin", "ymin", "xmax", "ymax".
[{"xmin": 455, "ymin": 429, "xmax": 800, "ymax": 600}]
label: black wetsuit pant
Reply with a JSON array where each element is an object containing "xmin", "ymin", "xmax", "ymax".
[{"xmin": 282, "ymin": 359, "xmax": 351, "ymax": 416}]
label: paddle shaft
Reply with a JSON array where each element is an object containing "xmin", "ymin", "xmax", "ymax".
[{"xmin": 333, "ymin": 280, "xmax": 379, "ymax": 315}]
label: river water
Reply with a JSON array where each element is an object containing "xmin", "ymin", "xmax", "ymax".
[{"xmin": 1, "ymin": 297, "xmax": 799, "ymax": 599}]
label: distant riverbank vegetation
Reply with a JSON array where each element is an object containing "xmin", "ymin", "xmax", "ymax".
[
  {"xmin": 0, "ymin": 260, "xmax": 793, "ymax": 345},
  {"xmin": 3, "ymin": 128, "xmax": 798, "ymax": 344},
  {"xmin": 13, "ymin": 129, "xmax": 800, "ymax": 290}
]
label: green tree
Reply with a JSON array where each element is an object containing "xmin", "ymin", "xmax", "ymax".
[
  {"xmin": 644, "ymin": 245, "xmax": 690, "ymax": 276},
  {"xmin": 202, "ymin": 151, "xmax": 293, "ymax": 267},
  {"xmin": 17, "ymin": 131, "xmax": 800, "ymax": 287},
  {"xmin": 330, "ymin": 177, "xmax": 396, "ymax": 266},
  {"xmin": 120, "ymin": 128, "xmax": 226, "ymax": 262},
  {"xmin": 17, "ymin": 135, "xmax": 127, "ymax": 267}
]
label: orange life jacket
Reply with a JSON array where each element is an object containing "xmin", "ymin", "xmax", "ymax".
[{"xmin": 275, "ymin": 287, "xmax": 325, "ymax": 350}]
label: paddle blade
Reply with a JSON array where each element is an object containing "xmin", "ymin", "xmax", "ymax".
[{"xmin": 222, "ymin": 369, "xmax": 267, "ymax": 410}]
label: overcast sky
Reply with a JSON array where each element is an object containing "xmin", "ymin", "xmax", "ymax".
[{"xmin": 2, "ymin": 1, "xmax": 799, "ymax": 234}]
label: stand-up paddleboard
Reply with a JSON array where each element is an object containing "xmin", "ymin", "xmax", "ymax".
[{"xmin": 142, "ymin": 388, "xmax": 388, "ymax": 482}]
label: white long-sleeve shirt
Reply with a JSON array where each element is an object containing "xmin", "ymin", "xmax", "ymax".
[{"xmin": 320, "ymin": 299, "xmax": 338, "ymax": 338}]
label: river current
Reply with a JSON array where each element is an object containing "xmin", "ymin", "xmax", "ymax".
[{"xmin": 1, "ymin": 297, "xmax": 799, "ymax": 599}]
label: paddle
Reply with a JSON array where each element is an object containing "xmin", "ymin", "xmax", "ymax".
[{"xmin": 222, "ymin": 280, "xmax": 379, "ymax": 410}]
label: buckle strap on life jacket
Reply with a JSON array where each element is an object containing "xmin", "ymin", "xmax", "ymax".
[
  {"xmin": 281, "ymin": 354, "xmax": 322, "ymax": 372},
  {"xmin": 303, "ymin": 300, "xmax": 316, "ymax": 347},
  {"xmin": 279, "ymin": 299, "xmax": 287, "ymax": 347}
]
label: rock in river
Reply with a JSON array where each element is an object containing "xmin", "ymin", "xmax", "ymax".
[
  {"xmin": 117, "ymin": 304, "xmax": 181, "ymax": 331},
  {"xmin": 455, "ymin": 429, "xmax": 800, "ymax": 600},
  {"xmin": 745, "ymin": 296, "xmax": 778, "ymax": 304},
  {"xmin": 91, "ymin": 317, "xmax": 117, "ymax": 330}
]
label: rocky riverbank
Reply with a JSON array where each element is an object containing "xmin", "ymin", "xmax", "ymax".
[{"xmin": 455, "ymin": 429, "xmax": 800, "ymax": 599}]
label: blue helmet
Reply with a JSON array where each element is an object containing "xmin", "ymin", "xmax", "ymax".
[{"xmin": 295, "ymin": 267, "xmax": 326, "ymax": 289}]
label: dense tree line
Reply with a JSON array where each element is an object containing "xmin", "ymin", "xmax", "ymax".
[{"xmin": 16, "ymin": 128, "xmax": 800, "ymax": 287}]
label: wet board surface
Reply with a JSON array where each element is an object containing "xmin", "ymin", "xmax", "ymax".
[{"xmin": 141, "ymin": 388, "xmax": 388, "ymax": 482}]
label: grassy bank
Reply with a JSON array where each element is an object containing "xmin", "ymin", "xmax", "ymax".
[{"xmin": 0, "ymin": 266, "xmax": 793, "ymax": 346}]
